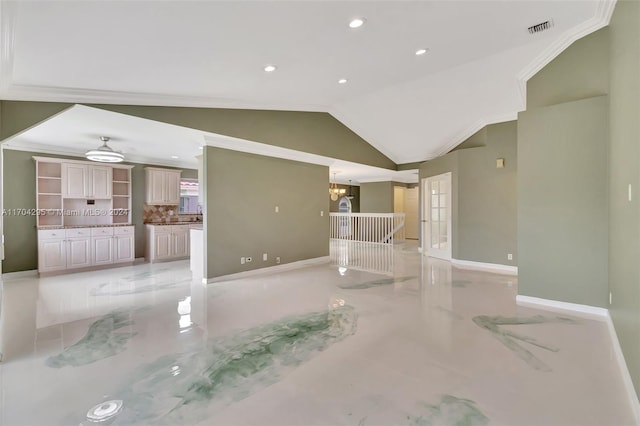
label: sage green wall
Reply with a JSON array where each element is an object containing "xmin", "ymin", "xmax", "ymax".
[
  {"xmin": 360, "ymin": 182, "xmax": 394, "ymax": 213},
  {"xmin": 608, "ymin": 0, "xmax": 640, "ymax": 394},
  {"xmin": 527, "ymin": 28, "xmax": 609, "ymax": 109},
  {"xmin": 420, "ymin": 121, "xmax": 517, "ymax": 265},
  {"xmin": 518, "ymin": 96, "xmax": 609, "ymax": 307},
  {"xmin": 0, "ymin": 101, "xmax": 395, "ymax": 170},
  {"xmin": 203, "ymin": 146, "xmax": 329, "ymax": 279},
  {"xmin": 419, "ymin": 152, "xmax": 459, "ymax": 258},
  {"xmin": 1, "ymin": 148, "xmax": 195, "ymax": 272},
  {"xmin": 457, "ymin": 121, "xmax": 517, "ymax": 266},
  {"xmin": 3, "ymin": 150, "xmax": 37, "ymax": 272}
]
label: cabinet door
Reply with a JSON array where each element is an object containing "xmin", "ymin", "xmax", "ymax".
[
  {"xmin": 38, "ymin": 239, "xmax": 67, "ymax": 272},
  {"xmin": 172, "ymin": 228, "xmax": 189, "ymax": 257},
  {"xmin": 154, "ymin": 232, "xmax": 172, "ymax": 259},
  {"xmin": 165, "ymin": 171, "xmax": 181, "ymax": 204},
  {"xmin": 62, "ymin": 164, "xmax": 88, "ymax": 198},
  {"xmin": 92, "ymin": 236, "xmax": 114, "ymax": 265},
  {"xmin": 147, "ymin": 170, "xmax": 166, "ymax": 204},
  {"xmin": 90, "ymin": 166, "xmax": 112, "ymax": 199},
  {"xmin": 114, "ymin": 235, "xmax": 135, "ymax": 263},
  {"xmin": 67, "ymin": 238, "xmax": 92, "ymax": 268}
]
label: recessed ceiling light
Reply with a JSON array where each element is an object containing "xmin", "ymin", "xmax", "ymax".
[
  {"xmin": 415, "ymin": 48, "xmax": 429, "ymax": 56},
  {"xmin": 349, "ymin": 18, "xmax": 365, "ymax": 29},
  {"xmin": 338, "ymin": 78, "xmax": 348, "ymax": 84},
  {"xmin": 171, "ymin": 156, "xmax": 179, "ymax": 159},
  {"xmin": 264, "ymin": 65, "xmax": 277, "ymax": 72}
]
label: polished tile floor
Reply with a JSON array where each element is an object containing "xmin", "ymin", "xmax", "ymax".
[{"xmin": 0, "ymin": 241, "xmax": 636, "ymax": 425}]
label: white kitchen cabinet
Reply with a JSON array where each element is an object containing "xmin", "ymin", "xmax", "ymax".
[
  {"xmin": 38, "ymin": 230, "xmax": 67, "ymax": 273},
  {"xmin": 146, "ymin": 224, "xmax": 190, "ymax": 262},
  {"xmin": 172, "ymin": 225, "xmax": 190, "ymax": 257},
  {"xmin": 113, "ymin": 226, "xmax": 135, "ymax": 263},
  {"xmin": 67, "ymin": 238, "xmax": 92, "ymax": 268},
  {"xmin": 92, "ymin": 227, "xmax": 114, "ymax": 265},
  {"xmin": 37, "ymin": 226, "xmax": 135, "ymax": 275},
  {"xmin": 145, "ymin": 168, "xmax": 182, "ymax": 205},
  {"xmin": 62, "ymin": 163, "xmax": 112, "ymax": 199}
]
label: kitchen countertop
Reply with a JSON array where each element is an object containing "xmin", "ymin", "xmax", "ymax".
[
  {"xmin": 38, "ymin": 224, "xmax": 133, "ymax": 230},
  {"xmin": 145, "ymin": 222, "xmax": 202, "ymax": 226}
]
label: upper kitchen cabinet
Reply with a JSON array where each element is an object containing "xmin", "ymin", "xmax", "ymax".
[
  {"xmin": 145, "ymin": 167, "xmax": 182, "ymax": 205},
  {"xmin": 62, "ymin": 163, "xmax": 112, "ymax": 199}
]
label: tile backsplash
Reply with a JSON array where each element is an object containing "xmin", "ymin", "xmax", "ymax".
[{"xmin": 143, "ymin": 204, "xmax": 202, "ymax": 223}]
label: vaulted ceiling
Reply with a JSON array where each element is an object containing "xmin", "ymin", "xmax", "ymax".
[{"xmin": 0, "ymin": 0, "xmax": 614, "ymax": 166}]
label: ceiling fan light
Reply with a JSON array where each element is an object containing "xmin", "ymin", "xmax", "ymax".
[{"xmin": 85, "ymin": 137, "xmax": 124, "ymax": 163}]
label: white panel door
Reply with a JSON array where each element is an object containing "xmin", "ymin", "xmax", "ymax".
[
  {"xmin": 92, "ymin": 236, "xmax": 114, "ymax": 265},
  {"xmin": 154, "ymin": 232, "xmax": 172, "ymax": 259},
  {"xmin": 165, "ymin": 171, "xmax": 181, "ymax": 205},
  {"xmin": 38, "ymin": 239, "xmax": 67, "ymax": 272},
  {"xmin": 90, "ymin": 166, "xmax": 112, "ymax": 199},
  {"xmin": 114, "ymin": 235, "xmax": 135, "ymax": 263},
  {"xmin": 67, "ymin": 238, "xmax": 92, "ymax": 268},
  {"xmin": 172, "ymin": 227, "xmax": 189, "ymax": 257},
  {"xmin": 61, "ymin": 164, "xmax": 88, "ymax": 198},
  {"xmin": 423, "ymin": 172, "xmax": 452, "ymax": 260}
]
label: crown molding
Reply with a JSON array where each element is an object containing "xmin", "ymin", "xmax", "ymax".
[
  {"xmin": 1, "ymin": 141, "xmax": 198, "ymax": 170},
  {"xmin": 1, "ymin": 83, "xmax": 328, "ymax": 113}
]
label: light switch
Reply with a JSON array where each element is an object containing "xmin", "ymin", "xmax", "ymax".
[
  {"xmin": 496, "ymin": 158, "xmax": 505, "ymax": 168},
  {"xmin": 275, "ymin": 206, "xmax": 279, "ymax": 213}
]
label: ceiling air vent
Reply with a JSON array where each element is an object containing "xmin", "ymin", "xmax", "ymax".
[{"xmin": 528, "ymin": 20, "xmax": 553, "ymax": 35}]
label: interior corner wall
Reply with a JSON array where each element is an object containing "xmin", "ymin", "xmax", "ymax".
[
  {"xmin": 608, "ymin": 0, "xmax": 640, "ymax": 396},
  {"xmin": 204, "ymin": 147, "xmax": 329, "ymax": 279},
  {"xmin": 360, "ymin": 182, "xmax": 394, "ymax": 213},
  {"xmin": 518, "ymin": 95, "xmax": 609, "ymax": 307},
  {"xmin": 457, "ymin": 121, "xmax": 517, "ymax": 266},
  {"xmin": 526, "ymin": 27, "xmax": 609, "ymax": 109}
]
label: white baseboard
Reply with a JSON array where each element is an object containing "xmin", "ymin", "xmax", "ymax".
[
  {"xmin": 2, "ymin": 270, "xmax": 38, "ymax": 280},
  {"xmin": 205, "ymin": 256, "xmax": 330, "ymax": 284},
  {"xmin": 451, "ymin": 258, "xmax": 518, "ymax": 275},
  {"xmin": 516, "ymin": 295, "xmax": 640, "ymax": 422},
  {"xmin": 516, "ymin": 295, "xmax": 608, "ymax": 318},
  {"xmin": 605, "ymin": 311, "xmax": 640, "ymax": 424}
]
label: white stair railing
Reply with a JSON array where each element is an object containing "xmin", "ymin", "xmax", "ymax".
[{"xmin": 329, "ymin": 213, "xmax": 406, "ymax": 245}]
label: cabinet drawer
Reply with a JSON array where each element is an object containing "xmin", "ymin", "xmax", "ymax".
[
  {"xmin": 65, "ymin": 228, "xmax": 91, "ymax": 238},
  {"xmin": 38, "ymin": 229, "xmax": 64, "ymax": 240},
  {"xmin": 91, "ymin": 227, "xmax": 114, "ymax": 236},
  {"xmin": 114, "ymin": 226, "xmax": 135, "ymax": 236},
  {"xmin": 148, "ymin": 225, "xmax": 172, "ymax": 234}
]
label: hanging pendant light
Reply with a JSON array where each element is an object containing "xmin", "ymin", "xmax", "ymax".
[
  {"xmin": 346, "ymin": 180, "xmax": 355, "ymax": 199},
  {"xmin": 329, "ymin": 172, "xmax": 346, "ymax": 201},
  {"xmin": 85, "ymin": 136, "xmax": 124, "ymax": 163}
]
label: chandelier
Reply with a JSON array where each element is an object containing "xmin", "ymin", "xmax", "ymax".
[{"xmin": 329, "ymin": 172, "xmax": 346, "ymax": 201}]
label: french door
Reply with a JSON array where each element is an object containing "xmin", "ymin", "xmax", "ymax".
[{"xmin": 422, "ymin": 172, "xmax": 452, "ymax": 260}]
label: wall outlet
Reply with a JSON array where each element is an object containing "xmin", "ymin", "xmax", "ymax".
[
  {"xmin": 609, "ymin": 291, "xmax": 612, "ymax": 305},
  {"xmin": 320, "ymin": 210, "xmax": 324, "ymax": 216},
  {"xmin": 275, "ymin": 206, "xmax": 279, "ymax": 213},
  {"xmin": 263, "ymin": 253, "xmax": 268, "ymax": 261},
  {"xmin": 629, "ymin": 184, "xmax": 633, "ymax": 202},
  {"xmin": 240, "ymin": 257, "xmax": 245, "ymax": 265},
  {"xmin": 246, "ymin": 257, "xmax": 252, "ymax": 263},
  {"xmin": 276, "ymin": 256, "xmax": 281, "ymax": 264},
  {"xmin": 507, "ymin": 253, "xmax": 513, "ymax": 260}
]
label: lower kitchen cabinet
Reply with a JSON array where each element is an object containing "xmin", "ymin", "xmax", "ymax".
[
  {"xmin": 37, "ymin": 226, "xmax": 135, "ymax": 274},
  {"xmin": 146, "ymin": 224, "xmax": 190, "ymax": 262}
]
